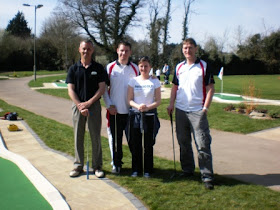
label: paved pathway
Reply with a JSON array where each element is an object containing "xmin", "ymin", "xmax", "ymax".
[{"xmin": 1, "ymin": 76, "xmax": 280, "ymax": 197}]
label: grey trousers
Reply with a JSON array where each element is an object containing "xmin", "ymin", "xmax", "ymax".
[
  {"xmin": 175, "ymin": 108, "xmax": 213, "ymax": 182},
  {"xmin": 72, "ymin": 100, "xmax": 102, "ymax": 170}
]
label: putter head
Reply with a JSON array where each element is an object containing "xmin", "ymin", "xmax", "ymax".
[{"xmin": 170, "ymin": 172, "xmax": 177, "ymax": 179}]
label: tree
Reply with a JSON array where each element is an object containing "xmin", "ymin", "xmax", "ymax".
[
  {"xmin": 148, "ymin": 0, "xmax": 164, "ymax": 68},
  {"xmin": 37, "ymin": 39, "xmax": 64, "ymax": 70},
  {"xmin": 204, "ymin": 37, "xmax": 223, "ymax": 74},
  {"xmin": 162, "ymin": 0, "xmax": 171, "ymax": 62},
  {"xmin": 237, "ymin": 33, "xmax": 263, "ymax": 60},
  {"xmin": 6, "ymin": 11, "xmax": 31, "ymax": 38},
  {"xmin": 40, "ymin": 14, "xmax": 80, "ymax": 69},
  {"xmin": 58, "ymin": 0, "xmax": 142, "ymax": 60},
  {"xmin": 0, "ymin": 32, "xmax": 33, "ymax": 71},
  {"xmin": 182, "ymin": 0, "xmax": 195, "ymax": 40},
  {"xmin": 261, "ymin": 30, "xmax": 280, "ymax": 73}
]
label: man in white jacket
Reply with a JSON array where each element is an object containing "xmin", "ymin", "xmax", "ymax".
[
  {"xmin": 103, "ymin": 41, "xmax": 139, "ymax": 174},
  {"xmin": 167, "ymin": 38, "xmax": 215, "ymax": 190}
]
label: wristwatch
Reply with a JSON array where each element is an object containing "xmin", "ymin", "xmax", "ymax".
[{"xmin": 203, "ymin": 107, "xmax": 208, "ymax": 111}]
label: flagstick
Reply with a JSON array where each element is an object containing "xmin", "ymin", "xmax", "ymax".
[{"xmin": 221, "ymin": 79, "xmax": 223, "ymax": 94}]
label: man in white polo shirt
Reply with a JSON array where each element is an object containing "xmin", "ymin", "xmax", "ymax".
[
  {"xmin": 167, "ymin": 38, "xmax": 215, "ymax": 190},
  {"xmin": 103, "ymin": 41, "xmax": 139, "ymax": 174}
]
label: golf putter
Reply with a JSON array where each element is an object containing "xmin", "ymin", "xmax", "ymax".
[
  {"xmin": 86, "ymin": 115, "xmax": 89, "ymax": 180},
  {"xmin": 141, "ymin": 112, "xmax": 145, "ymax": 176},
  {"xmin": 114, "ymin": 108, "xmax": 118, "ymax": 173},
  {"xmin": 170, "ymin": 113, "xmax": 177, "ymax": 179}
]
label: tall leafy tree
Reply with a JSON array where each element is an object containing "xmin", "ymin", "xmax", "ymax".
[{"xmin": 6, "ymin": 11, "xmax": 31, "ymax": 38}]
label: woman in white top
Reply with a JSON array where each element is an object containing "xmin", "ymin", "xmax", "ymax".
[{"xmin": 127, "ymin": 56, "xmax": 161, "ymax": 178}]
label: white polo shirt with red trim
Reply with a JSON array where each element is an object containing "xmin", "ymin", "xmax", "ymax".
[
  {"xmin": 103, "ymin": 60, "xmax": 139, "ymax": 114},
  {"xmin": 172, "ymin": 58, "xmax": 214, "ymax": 112}
]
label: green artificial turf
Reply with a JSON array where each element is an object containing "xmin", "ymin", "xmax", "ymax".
[{"xmin": 0, "ymin": 157, "xmax": 52, "ymax": 210}]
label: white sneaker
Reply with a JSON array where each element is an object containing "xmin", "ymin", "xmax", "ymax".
[
  {"xmin": 95, "ymin": 169, "xmax": 104, "ymax": 178},
  {"xmin": 131, "ymin": 172, "xmax": 138, "ymax": 177},
  {"xmin": 111, "ymin": 165, "xmax": 121, "ymax": 174},
  {"xmin": 144, "ymin": 173, "xmax": 150, "ymax": 178},
  {"xmin": 69, "ymin": 169, "xmax": 83, "ymax": 177}
]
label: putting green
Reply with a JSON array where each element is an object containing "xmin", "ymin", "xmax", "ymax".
[
  {"xmin": 214, "ymin": 93, "xmax": 246, "ymax": 101},
  {"xmin": 54, "ymin": 82, "xmax": 67, "ymax": 87},
  {"xmin": 0, "ymin": 157, "xmax": 52, "ymax": 210}
]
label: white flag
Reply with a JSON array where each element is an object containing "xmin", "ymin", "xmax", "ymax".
[{"xmin": 218, "ymin": 67, "xmax": 224, "ymax": 80}]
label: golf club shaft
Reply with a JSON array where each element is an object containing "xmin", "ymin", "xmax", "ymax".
[
  {"xmin": 170, "ymin": 113, "xmax": 176, "ymax": 175},
  {"xmin": 86, "ymin": 115, "xmax": 89, "ymax": 180},
  {"xmin": 141, "ymin": 112, "xmax": 144, "ymax": 176},
  {"xmin": 114, "ymin": 114, "xmax": 117, "ymax": 167}
]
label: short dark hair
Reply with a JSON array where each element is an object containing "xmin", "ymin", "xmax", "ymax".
[
  {"xmin": 117, "ymin": 41, "xmax": 131, "ymax": 49},
  {"xmin": 183, "ymin": 38, "xmax": 197, "ymax": 47},
  {"xmin": 138, "ymin": 56, "xmax": 151, "ymax": 65},
  {"xmin": 80, "ymin": 39, "xmax": 94, "ymax": 47}
]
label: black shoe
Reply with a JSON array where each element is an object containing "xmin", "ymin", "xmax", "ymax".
[{"xmin": 204, "ymin": 181, "xmax": 214, "ymax": 190}]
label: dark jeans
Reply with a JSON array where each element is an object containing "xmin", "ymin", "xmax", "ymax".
[
  {"xmin": 109, "ymin": 113, "xmax": 128, "ymax": 167},
  {"xmin": 128, "ymin": 115, "xmax": 155, "ymax": 174}
]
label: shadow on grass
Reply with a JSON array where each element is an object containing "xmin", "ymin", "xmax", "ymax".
[{"xmin": 105, "ymin": 166, "xmax": 252, "ymax": 188}]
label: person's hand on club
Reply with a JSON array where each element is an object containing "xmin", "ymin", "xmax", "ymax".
[
  {"xmin": 77, "ymin": 101, "xmax": 89, "ymax": 112},
  {"xmin": 138, "ymin": 103, "xmax": 148, "ymax": 112},
  {"xmin": 81, "ymin": 108, "xmax": 89, "ymax": 116},
  {"xmin": 167, "ymin": 104, "xmax": 174, "ymax": 116},
  {"xmin": 108, "ymin": 105, "xmax": 117, "ymax": 115}
]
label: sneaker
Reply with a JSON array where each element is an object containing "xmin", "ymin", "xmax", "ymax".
[
  {"xmin": 111, "ymin": 165, "xmax": 117, "ymax": 174},
  {"xmin": 144, "ymin": 173, "xmax": 150, "ymax": 178},
  {"xmin": 95, "ymin": 169, "xmax": 105, "ymax": 178},
  {"xmin": 69, "ymin": 168, "xmax": 84, "ymax": 177},
  {"xmin": 204, "ymin": 181, "xmax": 214, "ymax": 190},
  {"xmin": 131, "ymin": 172, "xmax": 138, "ymax": 177},
  {"xmin": 112, "ymin": 166, "xmax": 121, "ymax": 174}
]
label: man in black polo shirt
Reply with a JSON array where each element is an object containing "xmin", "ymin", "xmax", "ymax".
[{"xmin": 66, "ymin": 40, "xmax": 107, "ymax": 178}]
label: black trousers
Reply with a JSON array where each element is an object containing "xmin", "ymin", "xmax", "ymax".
[
  {"xmin": 109, "ymin": 113, "xmax": 128, "ymax": 167},
  {"xmin": 128, "ymin": 115, "xmax": 155, "ymax": 174}
]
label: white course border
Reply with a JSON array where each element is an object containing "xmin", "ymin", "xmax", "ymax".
[
  {"xmin": 0, "ymin": 130, "xmax": 70, "ymax": 210},
  {"xmin": 213, "ymin": 93, "xmax": 280, "ymax": 105}
]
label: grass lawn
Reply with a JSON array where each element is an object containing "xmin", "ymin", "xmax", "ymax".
[
  {"xmin": 0, "ymin": 99, "xmax": 279, "ymax": 209},
  {"xmin": 214, "ymin": 75, "xmax": 280, "ymax": 100},
  {"xmin": 29, "ymin": 74, "xmax": 67, "ymax": 87},
  {"xmin": 0, "ymin": 70, "xmax": 66, "ymax": 78}
]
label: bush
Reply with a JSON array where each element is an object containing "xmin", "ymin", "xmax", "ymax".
[
  {"xmin": 224, "ymin": 104, "xmax": 235, "ymax": 111},
  {"xmin": 268, "ymin": 110, "xmax": 280, "ymax": 118},
  {"xmin": 256, "ymin": 108, "xmax": 268, "ymax": 113},
  {"xmin": 238, "ymin": 103, "xmax": 247, "ymax": 109}
]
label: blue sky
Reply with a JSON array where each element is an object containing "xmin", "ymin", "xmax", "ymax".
[{"xmin": 1, "ymin": 0, "xmax": 279, "ymax": 51}]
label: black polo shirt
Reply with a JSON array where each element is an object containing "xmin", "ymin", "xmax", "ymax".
[{"xmin": 66, "ymin": 60, "xmax": 108, "ymax": 102}]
